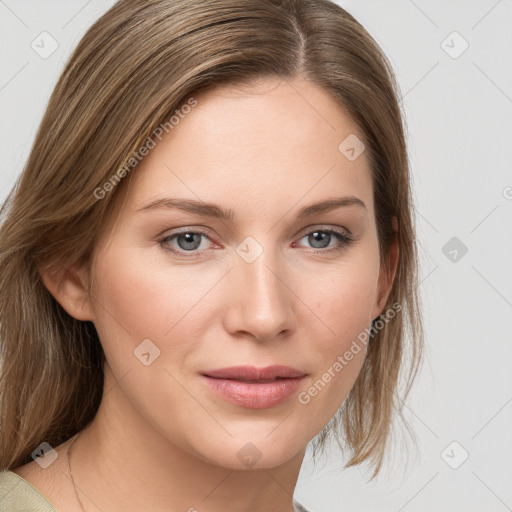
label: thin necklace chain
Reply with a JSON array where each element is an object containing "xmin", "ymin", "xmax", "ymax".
[
  {"xmin": 67, "ymin": 433, "xmax": 87, "ymax": 512},
  {"xmin": 66, "ymin": 433, "xmax": 299, "ymax": 512}
]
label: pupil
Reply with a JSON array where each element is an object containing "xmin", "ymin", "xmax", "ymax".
[
  {"xmin": 178, "ymin": 233, "xmax": 201, "ymax": 250},
  {"xmin": 309, "ymin": 231, "xmax": 330, "ymax": 249}
]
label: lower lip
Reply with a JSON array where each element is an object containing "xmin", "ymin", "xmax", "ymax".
[{"xmin": 202, "ymin": 376, "xmax": 305, "ymax": 409}]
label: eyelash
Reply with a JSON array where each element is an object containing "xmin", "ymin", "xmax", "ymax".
[{"xmin": 158, "ymin": 226, "xmax": 354, "ymax": 259}]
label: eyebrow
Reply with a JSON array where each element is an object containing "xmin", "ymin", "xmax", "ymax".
[{"xmin": 136, "ymin": 196, "xmax": 366, "ymax": 220}]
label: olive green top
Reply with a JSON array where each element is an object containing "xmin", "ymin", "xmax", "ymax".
[
  {"xmin": 0, "ymin": 470, "xmax": 57, "ymax": 511},
  {"xmin": 0, "ymin": 470, "xmax": 311, "ymax": 511}
]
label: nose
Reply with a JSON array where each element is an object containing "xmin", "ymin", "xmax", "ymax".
[{"xmin": 222, "ymin": 247, "xmax": 296, "ymax": 342}]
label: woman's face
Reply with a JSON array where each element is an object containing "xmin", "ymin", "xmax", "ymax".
[{"xmin": 85, "ymin": 77, "xmax": 391, "ymax": 469}]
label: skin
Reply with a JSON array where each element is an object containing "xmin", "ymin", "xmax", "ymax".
[{"xmin": 14, "ymin": 77, "xmax": 398, "ymax": 512}]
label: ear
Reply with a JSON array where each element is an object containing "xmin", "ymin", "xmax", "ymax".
[
  {"xmin": 39, "ymin": 262, "xmax": 94, "ymax": 321},
  {"xmin": 371, "ymin": 216, "xmax": 399, "ymax": 319}
]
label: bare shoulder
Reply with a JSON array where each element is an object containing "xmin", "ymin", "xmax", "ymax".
[
  {"xmin": 11, "ymin": 459, "xmax": 48, "ymax": 486},
  {"xmin": 10, "ymin": 442, "xmax": 78, "ymax": 511},
  {"xmin": 12, "ymin": 445, "xmax": 64, "ymax": 484},
  {"xmin": 11, "ymin": 458, "xmax": 60, "ymax": 497}
]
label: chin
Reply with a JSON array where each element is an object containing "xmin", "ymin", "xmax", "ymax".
[{"xmin": 189, "ymin": 431, "xmax": 307, "ymax": 471}]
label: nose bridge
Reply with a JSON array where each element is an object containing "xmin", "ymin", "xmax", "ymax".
[
  {"xmin": 245, "ymin": 250, "xmax": 283, "ymax": 304},
  {"xmin": 225, "ymin": 237, "xmax": 294, "ymax": 340}
]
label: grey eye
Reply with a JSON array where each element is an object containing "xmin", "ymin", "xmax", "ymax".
[
  {"xmin": 174, "ymin": 232, "xmax": 204, "ymax": 251},
  {"xmin": 306, "ymin": 231, "xmax": 332, "ymax": 249}
]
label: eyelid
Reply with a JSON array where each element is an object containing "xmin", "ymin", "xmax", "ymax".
[
  {"xmin": 159, "ymin": 225, "xmax": 218, "ymax": 242},
  {"xmin": 295, "ymin": 224, "xmax": 353, "ymax": 239},
  {"xmin": 158, "ymin": 224, "xmax": 352, "ymax": 243},
  {"xmin": 158, "ymin": 224, "xmax": 354, "ymax": 258},
  {"xmin": 292, "ymin": 226, "xmax": 354, "ymax": 254}
]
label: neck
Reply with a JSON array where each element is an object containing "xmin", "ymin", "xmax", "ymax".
[{"xmin": 69, "ymin": 365, "xmax": 305, "ymax": 512}]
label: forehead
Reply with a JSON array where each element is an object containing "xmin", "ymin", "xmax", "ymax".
[{"xmin": 125, "ymin": 77, "xmax": 373, "ymax": 216}]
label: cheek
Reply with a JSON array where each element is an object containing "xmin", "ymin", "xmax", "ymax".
[
  {"xmin": 90, "ymin": 244, "xmax": 218, "ymax": 344},
  {"xmin": 308, "ymin": 273, "xmax": 374, "ymax": 379},
  {"xmin": 305, "ymin": 254, "xmax": 380, "ymax": 344},
  {"xmin": 295, "ymin": 249, "xmax": 380, "ymax": 416}
]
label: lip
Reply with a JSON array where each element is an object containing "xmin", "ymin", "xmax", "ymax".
[{"xmin": 201, "ymin": 365, "xmax": 307, "ymax": 409}]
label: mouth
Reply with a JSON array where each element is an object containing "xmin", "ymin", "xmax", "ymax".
[{"xmin": 201, "ymin": 365, "xmax": 307, "ymax": 409}]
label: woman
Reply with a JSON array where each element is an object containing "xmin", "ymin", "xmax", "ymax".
[{"xmin": 0, "ymin": 0, "xmax": 423, "ymax": 510}]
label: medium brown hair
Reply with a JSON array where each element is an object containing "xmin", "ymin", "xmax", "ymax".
[{"xmin": 0, "ymin": 0, "xmax": 423, "ymax": 478}]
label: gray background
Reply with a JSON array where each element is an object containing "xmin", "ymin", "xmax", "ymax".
[{"xmin": 1, "ymin": 1, "xmax": 511, "ymax": 511}]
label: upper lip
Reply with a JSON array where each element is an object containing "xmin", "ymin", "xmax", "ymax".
[{"xmin": 202, "ymin": 365, "xmax": 306, "ymax": 381}]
